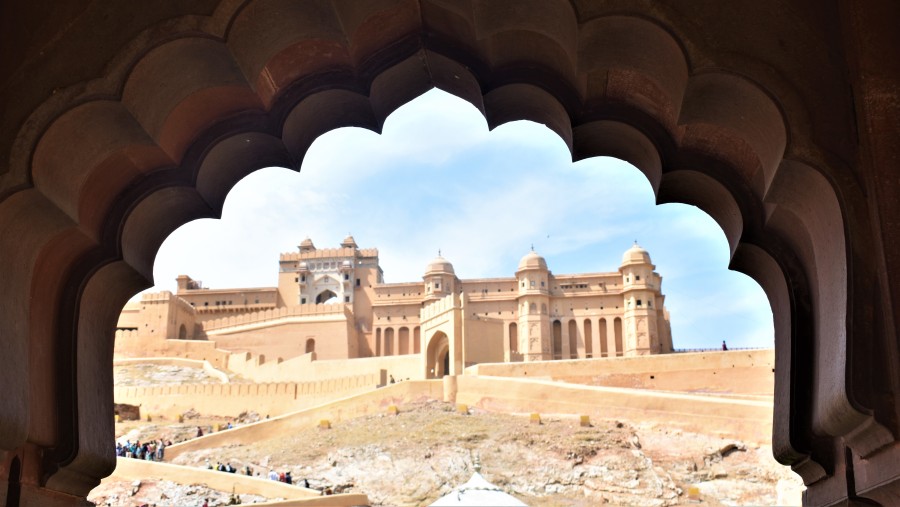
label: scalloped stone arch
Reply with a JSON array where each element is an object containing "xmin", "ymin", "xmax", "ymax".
[{"xmin": 2, "ymin": 3, "xmax": 899, "ymax": 505}]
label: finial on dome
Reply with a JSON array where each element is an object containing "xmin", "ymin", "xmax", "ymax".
[
  {"xmin": 474, "ymin": 454, "xmax": 482, "ymax": 473},
  {"xmin": 438, "ymin": 249, "xmax": 441, "ymax": 257},
  {"xmin": 531, "ymin": 243, "xmax": 534, "ymax": 251}
]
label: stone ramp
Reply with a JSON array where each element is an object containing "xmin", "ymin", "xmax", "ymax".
[{"xmin": 104, "ymin": 457, "xmax": 369, "ymax": 506}]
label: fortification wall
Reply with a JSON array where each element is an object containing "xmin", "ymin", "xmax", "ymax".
[
  {"xmin": 202, "ymin": 303, "xmax": 349, "ymax": 332},
  {"xmin": 114, "ymin": 331, "xmax": 230, "ymax": 369},
  {"xmin": 114, "ymin": 373, "xmax": 380, "ymax": 418},
  {"xmin": 226, "ymin": 351, "xmax": 421, "ymax": 384},
  {"xmin": 211, "ymin": 320, "xmax": 351, "ymax": 361},
  {"xmin": 166, "ymin": 373, "xmax": 773, "ymax": 464},
  {"xmin": 165, "ymin": 380, "xmax": 445, "ymax": 461},
  {"xmin": 452, "ymin": 375, "xmax": 773, "ymax": 443},
  {"xmin": 467, "ymin": 349, "xmax": 775, "ymax": 395}
]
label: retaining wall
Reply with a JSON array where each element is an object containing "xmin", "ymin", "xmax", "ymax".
[
  {"xmin": 453, "ymin": 375, "xmax": 774, "ymax": 443},
  {"xmin": 467, "ymin": 349, "xmax": 775, "ymax": 395},
  {"xmin": 165, "ymin": 380, "xmax": 445, "ymax": 461},
  {"xmin": 114, "ymin": 373, "xmax": 381, "ymax": 418}
]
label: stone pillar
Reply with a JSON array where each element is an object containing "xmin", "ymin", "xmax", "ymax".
[{"xmin": 442, "ymin": 374, "xmax": 458, "ymax": 403}]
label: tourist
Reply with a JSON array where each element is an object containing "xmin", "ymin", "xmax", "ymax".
[
  {"xmin": 722, "ymin": 340, "xmax": 728, "ymax": 351},
  {"xmin": 285, "ymin": 471, "xmax": 293, "ymax": 485},
  {"xmin": 156, "ymin": 440, "xmax": 165, "ymax": 461},
  {"xmin": 226, "ymin": 463, "xmax": 236, "ymax": 473},
  {"xmin": 268, "ymin": 469, "xmax": 279, "ymax": 481},
  {"xmin": 278, "ymin": 471, "xmax": 286, "ymax": 482},
  {"xmin": 196, "ymin": 426, "xmax": 204, "ymax": 437}
]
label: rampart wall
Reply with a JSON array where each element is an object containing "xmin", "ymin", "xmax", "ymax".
[
  {"xmin": 468, "ymin": 349, "xmax": 775, "ymax": 395},
  {"xmin": 202, "ymin": 303, "xmax": 350, "ymax": 333},
  {"xmin": 114, "ymin": 373, "xmax": 380, "ymax": 418},
  {"xmin": 165, "ymin": 380, "xmax": 446, "ymax": 461},
  {"xmin": 226, "ymin": 351, "xmax": 422, "ymax": 384},
  {"xmin": 166, "ymin": 374, "xmax": 773, "ymax": 463},
  {"xmin": 452, "ymin": 375, "xmax": 773, "ymax": 443}
]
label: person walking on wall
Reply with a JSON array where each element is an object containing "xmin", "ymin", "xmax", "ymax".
[{"xmin": 722, "ymin": 340, "xmax": 728, "ymax": 351}]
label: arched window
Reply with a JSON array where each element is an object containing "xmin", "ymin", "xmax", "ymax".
[
  {"xmin": 305, "ymin": 338, "xmax": 315, "ymax": 354},
  {"xmin": 552, "ymin": 320, "xmax": 563, "ymax": 360},
  {"xmin": 316, "ymin": 289, "xmax": 338, "ymax": 304}
]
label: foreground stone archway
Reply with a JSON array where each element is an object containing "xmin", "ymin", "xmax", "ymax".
[{"xmin": 1, "ymin": 2, "xmax": 898, "ymax": 505}]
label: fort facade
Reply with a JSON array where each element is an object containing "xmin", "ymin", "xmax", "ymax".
[{"xmin": 116, "ymin": 238, "xmax": 672, "ymax": 378}]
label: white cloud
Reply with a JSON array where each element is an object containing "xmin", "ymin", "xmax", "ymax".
[{"xmin": 148, "ymin": 88, "xmax": 773, "ymax": 350}]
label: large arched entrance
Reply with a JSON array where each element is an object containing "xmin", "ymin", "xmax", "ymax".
[
  {"xmin": 426, "ymin": 332, "xmax": 451, "ymax": 379},
  {"xmin": 1, "ymin": 2, "xmax": 899, "ymax": 504}
]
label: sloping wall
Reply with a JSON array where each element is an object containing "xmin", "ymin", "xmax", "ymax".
[
  {"xmin": 468, "ymin": 349, "xmax": 775, "ymax": 395},
  {"xmin": 115, "ymin": 373, "xmax": 381, "ymax": 418}
]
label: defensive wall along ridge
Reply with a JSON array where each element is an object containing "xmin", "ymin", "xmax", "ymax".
[
  {"xmin": 451, "ymin": 375, "xmax": 774, "ymax": 443},
  {"xmin": 468, "ymin": 349, "xmax": 775, "ymax": 396},
  {"xmin": 165, "ymin": 374, "xmax": 773, "ymax": 462},
  {"xmin": 115, "ymin": 373, "xmax": 382, "ymax": 419},
  {"xmin": 201, "ymin": 303, "xmax": 350, "ymax": 334},
  {"xmin": 165, "ymin": 380, "xmax": 446, "ymax": 462},
  {"xmin": 114, "ymin": 350, "xmax": 774, "ymax": 420},
  {"xmin": 225, "ymin": 351, "xmax": 422, "ymax": 384},
  {"xmin": 104, "ymin": 458, "xmax": 368, "ymax": 506}
]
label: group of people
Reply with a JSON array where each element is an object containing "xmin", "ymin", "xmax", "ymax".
[{"xmin": 116, "ymin": 439, "xmax": 169, "ymax": 461}]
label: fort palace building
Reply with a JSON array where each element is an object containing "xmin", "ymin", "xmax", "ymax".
[{"xmin": 116, "ymin": 238, "xmax": 673, "ymax": 378}]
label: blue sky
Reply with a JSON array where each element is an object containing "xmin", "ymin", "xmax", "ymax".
[{"xmin": 148, "ymin": 89, "xmax": 773, "ymax": 350}]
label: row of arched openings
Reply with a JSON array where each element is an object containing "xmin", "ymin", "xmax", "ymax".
[
  {"xmin": 374, "ymin": 326, "xmax": 421, "ymax": 356},
  {"xmin": 508, "ymin": 318, "xmax": 624, "ymax": 359}
]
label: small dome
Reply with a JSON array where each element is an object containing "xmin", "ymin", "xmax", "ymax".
[
  {"xmin": 341, "ymin": 235, "xmax": 358, "ymax": 248},
  {"xmin": 622, "ymin": 242, "xmax": 651, "ymax": 265},
  {"xmin": 425, "ymin": 254, "xmax": 455, "ymax": 275},
  {"xmin": 517, "ymin": 250, "xmax": 547, "ymax": 272},
  {"xmin": 341, "ymin": 259, "xmax": 353, "ymax": 269},
  {"xmin": 298, "ymin": 261, "xmax": 309, "ymax": 272},
  {"xmin": 299, "ymin": 237, "xmax": 315, "ymax": 252}
]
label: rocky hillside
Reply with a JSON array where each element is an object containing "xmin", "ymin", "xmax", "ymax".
[{"xmin": 155, "ymin": 400, "xmax": 802, "ymax": 506}]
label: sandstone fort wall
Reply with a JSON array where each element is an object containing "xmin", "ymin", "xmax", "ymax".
[
  {"xmin": 114, "ymin": 373, "xmax": 381, "ymax": 418},
  {"xmin": 468, "ymin": 349, "xmax": 775, "ymax": 395}
]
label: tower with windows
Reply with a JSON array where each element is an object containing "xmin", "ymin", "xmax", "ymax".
[
  {"xmin": 516, "ymin": 250, "xmax": 552, "ymax": 361},
  {"xmin": 620, "ymin": 242, "xmax": 668, "ymax": 355}
]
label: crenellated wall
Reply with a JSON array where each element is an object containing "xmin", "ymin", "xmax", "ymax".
[
  {"xmin": 202, "ymin": 303, "xmax": 350, "ymax": 332},
  {"xmin": 226, "ymin": 351, "xmax": 422, "ymax": 384},
  {"xmin": 114, "ymin": 373, "xmax": 381, "ymax": 418}
]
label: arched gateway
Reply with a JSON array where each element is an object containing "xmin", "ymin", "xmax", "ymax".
[{"xmin": 1, "ymin": 2, "xmax": 899, "ymax": 505}]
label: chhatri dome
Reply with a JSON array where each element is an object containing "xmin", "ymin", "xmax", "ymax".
[
  {"xmin": 621, "ymin": 241, "xmax": 652, "ymax": 265},
  {"xmin": 340, "ymin": 234, "xmax": 358, "ymax": 249},
  {"xmin": 298, "ymin": 237, "xmax": 315, "ymax": 252},
  {"xmin": 517, "ymin": 249, "xmax": 548, "ymax": 271},
  {"xmin": 425, "ymin": 252, "xmax": 455, "ymax": 276}
]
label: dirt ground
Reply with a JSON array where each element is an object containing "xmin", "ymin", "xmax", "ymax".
[{"xmin": 143, "ymin": 401, "xmax": 803, "ymax": 507}]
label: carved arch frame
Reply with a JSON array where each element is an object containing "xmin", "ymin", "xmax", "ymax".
[{"xmin": 0, "ymin": 2, "xmax": 896, "ymax": 504}]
